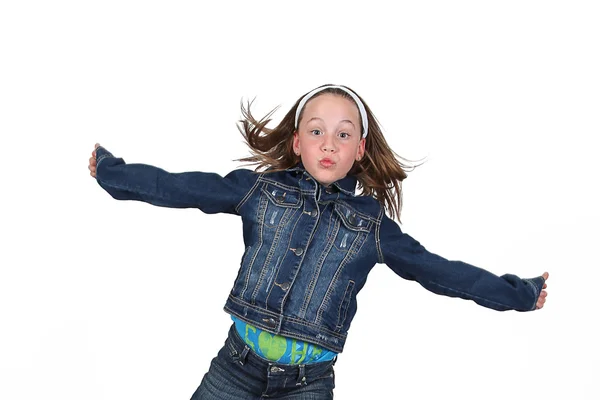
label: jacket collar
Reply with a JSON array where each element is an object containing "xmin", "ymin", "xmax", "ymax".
[{"xmin": 287, "ymin": 162, "xmax": 357, "ymax": 197}]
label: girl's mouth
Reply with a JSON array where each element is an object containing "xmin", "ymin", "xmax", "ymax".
[{"xmin": 319, "ymin": 159, "xmax": 335, "ymax": 168}]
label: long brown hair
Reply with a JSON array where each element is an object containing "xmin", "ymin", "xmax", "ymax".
[{"xmin": 236, "ymin": 85, "xmax": 425, "ymax": 222}]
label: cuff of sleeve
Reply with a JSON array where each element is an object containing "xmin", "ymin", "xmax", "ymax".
[
  {"xmin": 95, "ymin": 146, "xmax": 115, "ymax": 167},
  {"xmin": 523, "ymin": 276, "xmax": 546, "ymax": 311}
]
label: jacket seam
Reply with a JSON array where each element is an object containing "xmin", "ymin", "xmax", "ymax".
[
  {"xmin": 226, "ymin": 295, "xmax": 347, "ymax": 340},
  {"xmin": 336, "ymin": 280, "xmax": 355, "ymax": 330},
  {"xmin": 240, "ymin": 195, "xmax": 267, "ymax": 298},
  {"xmin": 235, "ymin": 171, "xmax": 261, "ymax": 214},
  {"xmin": 259, "ymin": 177, "xmax": 304, "ymax": 192},
  {"xmin": 257, "ymin": 206, "xmax": 296, "ymax": 304},
  {"xmin": 427, "ymin": 280, "xmax": 516, "ymax": 310},
  {"xmin": 261, "ymin": 186, "xmax": 302, "ymax": 208},
  {"xmin": 96, "ymin": 154, "xmax": 112, "ymax": 167},
  {"xmin": 523, "ymin": 278, "xmax": 541, "ymax": 311},
  {"xmin": 335, "ymin": 200, "xmax": 379, "ymax": 223},
  {"xmin": 298, "ymin": 214, "xmax": 336, "ymax": 319},
  {"xmin": 316, "ymin": 226, "xmax": 365, "ymax": 324},
  {"xmin": 375, "ymin": 206, "xmax": 384, "ymax": 264},
  {"xmin": 275, "ymin": 187, "xmax": 317, "ymax": 314}
]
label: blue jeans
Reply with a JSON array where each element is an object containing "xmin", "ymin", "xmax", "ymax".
[{"xmin": 190, "ymin": 323, "xmax": 337, "ymax": 399}]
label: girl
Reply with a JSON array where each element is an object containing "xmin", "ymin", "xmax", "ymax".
[{"xmin": 89, "ymin": 84, "xmax": 549, "ymax": 399}]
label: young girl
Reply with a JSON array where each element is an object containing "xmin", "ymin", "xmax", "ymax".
[{"xmin": 88, "ymin": 84, "xmax": 549, "ymax": 399}]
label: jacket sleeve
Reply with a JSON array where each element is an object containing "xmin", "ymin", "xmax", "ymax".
[
  {"xmin": 377, "ymin": 213, "xmax": 545, "ymax": 311},
  {"xmin": 94, "ymin": 145, "xmax": 259, "ymax": 215}
]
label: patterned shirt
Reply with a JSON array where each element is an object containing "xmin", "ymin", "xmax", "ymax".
[{"xmin": 231, "ymin": 315, "xmax": 337, "ymax": 364}]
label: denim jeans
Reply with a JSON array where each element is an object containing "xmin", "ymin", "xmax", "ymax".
[{"xmin": 190, "ymin": 323, "xmax": 337, "ymax": 399}]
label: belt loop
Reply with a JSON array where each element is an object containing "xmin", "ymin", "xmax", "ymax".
[
  {"xmin": 296, "ymin": 364, "xmax": 307, "ymax": 386},
  {"xmin": 233, "ymin": 345, "xmax": 250, "ymax": 365}
]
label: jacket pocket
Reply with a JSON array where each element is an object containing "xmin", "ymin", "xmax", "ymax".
[
  {"xmin": 260, "ymin": 182, "xmax": 302, "ymax": 228},
  {"xmin": 334, "ymin": 203, "xmax": 370, "ymax": 232},
  {"xmin": 261, "ymin": 183, "xmax": 302, "ymax": 208},
  {"xmin": 331, "ymin": 203, "xmax": 370, "ymax": 252},
  {"xmin": 335, "ymin": 280, "xmax": 355, "ymax": 331}
]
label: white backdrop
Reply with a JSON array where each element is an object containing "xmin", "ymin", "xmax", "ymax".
[{"xmin": 1, "ymin": 1, "xmax": 598, "ymax": 399}]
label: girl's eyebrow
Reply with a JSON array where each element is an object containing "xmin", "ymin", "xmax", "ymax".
[{"xmin": 306, "ymin": 117, "xmax": 356, "ymax": 128}]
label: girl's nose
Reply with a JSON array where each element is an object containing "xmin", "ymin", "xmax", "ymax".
[
  {"xmin": 321, "ymin": 136, "xmax": 336, "ymax": 153},
  {"xmin": 321, "ymin": 144, "xmax": 335, "ymax": 153}
]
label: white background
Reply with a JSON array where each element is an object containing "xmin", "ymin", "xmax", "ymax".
[{"xmin": 1, "ymin": 1, "xmax": 598, "ymax": 399}]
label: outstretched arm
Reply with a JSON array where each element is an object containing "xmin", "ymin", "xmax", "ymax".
[
  {"xmin": 89, "ymin": 143, "xmax": 259, "ymax": 215},
  {"xmin": 377, "ymin": 213, "xmax": 549, "ymax": 312}
]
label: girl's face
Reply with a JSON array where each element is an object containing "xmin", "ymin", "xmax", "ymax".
[{"xmin": 293, "ymin": 93, "xmax": 366, "ymax": 187}]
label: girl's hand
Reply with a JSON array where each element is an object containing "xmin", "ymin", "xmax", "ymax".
[
  {"xmin": 89, "ymin": 143, "xmax": 100, "ymax": 178},
  {"xmin": 535, "ymin": 272, "xmax": 549, "ymax": 309}
]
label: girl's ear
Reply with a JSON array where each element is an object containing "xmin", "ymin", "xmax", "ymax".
[
  {"xmin": 356, "ymin": 137, "xmax": 366, "ymax": 161},
  {"xmin": 293, "ymin": 131, "xmax": 301, "ymax": 155}
]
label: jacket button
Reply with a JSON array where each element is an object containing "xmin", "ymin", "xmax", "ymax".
[
  {"xmin": 293, "ymin": 248, "xmax": 304, "ymax": 256},
  {"xmin": 310, "ymin": 210, "xmax": 318, "ymax": 217},
  {"xmin": 266, "ymin": 318, "xmax": 277, "ymax": 328},
  {"xmin": 275, "ymin": 195, "xmax": 285, "ymax": 202},
  {"xmin": 280, "ymin": 282, "xmax": 290, "ymax": 291},
  {"xmin": 348, "ymin": 215, "xmax": 357, "ymax": 225}
]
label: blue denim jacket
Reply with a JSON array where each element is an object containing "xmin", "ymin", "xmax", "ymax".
[{"xmin": 95, "ymin": 146, "xmax": 545, "ymax": 353}]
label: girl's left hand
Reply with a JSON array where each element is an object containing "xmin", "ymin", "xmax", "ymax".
[
  {"xmin": 535, "ymin": 272, "xmax": 549, "ymax": 309},
  {"xmin": 89, "ymin": 143, "xmax": 100, "ymax": 178}
]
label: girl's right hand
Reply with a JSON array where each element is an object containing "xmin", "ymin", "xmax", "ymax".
[
  {"xmin": 535, "ymin": 271, "xmax": 550, "ymax": 309},
  {"xmin": 89, "ymin": 143, "xmax": 100, "ymax": 178}
]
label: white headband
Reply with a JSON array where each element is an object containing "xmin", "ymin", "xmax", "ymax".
[{"xmin": 294, "ymin": 85, "xmax": 369, "ymax": 138}]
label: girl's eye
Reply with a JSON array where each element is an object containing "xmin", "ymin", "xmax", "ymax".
[
  {"xmin": 311, "ymin": 129, "xmax": 322, "ymax": 136},
  {"xmin": 339, "ymin": 132, "xmax": 349, "ymax": 139}
]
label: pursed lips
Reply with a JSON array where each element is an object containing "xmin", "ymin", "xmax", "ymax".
[{"xmin": 319, "ymin": 158, "xmax": 335, "ymax": 167}]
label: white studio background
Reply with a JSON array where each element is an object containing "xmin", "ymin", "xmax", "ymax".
[{"xmin": 1, "ymin": 1, "xmax": 598, "ymax": 399}]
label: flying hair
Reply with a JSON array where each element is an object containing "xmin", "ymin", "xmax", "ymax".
[{"xmin": 235, "ymin": 84, "xmax": 426, "ymax": 222}]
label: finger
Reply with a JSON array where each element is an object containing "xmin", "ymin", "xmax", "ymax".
[
  {"xmin": 537, "ymin": 297, "xmax": 546, "ymax": 308},
  {"xmin": 536, "ymin": 292, "xmax": 547, "ymax": 308},
  {"xmin": 95, "ymin": 143, "xmax": 100, "ymax": 149},
  {"xmin": 543, "ymin": 283, "xmax": 547, "ymax": 289},
  {"xmin": 542, "ymin": 272, "xmax": 549, "ymax": 281}
]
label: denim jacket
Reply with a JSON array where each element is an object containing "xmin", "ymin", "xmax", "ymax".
[{"xmin": 95, "ymin": 146, "xmax": 545, "ymax": 353}]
